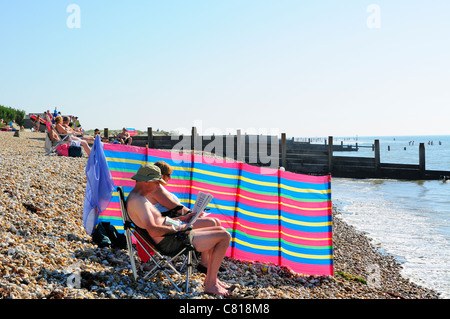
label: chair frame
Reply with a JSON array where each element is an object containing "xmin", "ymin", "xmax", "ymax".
[
  {"xmin": 45, "ymin": 130, "xmax": 72, "ymax": 156},
  {"xmin": 117, "ymin": 186, "xmax": 195, "ymax": 293},
  {"xmin": 45, "ymin": 134, "xmax": 71, "ymax": 155}
]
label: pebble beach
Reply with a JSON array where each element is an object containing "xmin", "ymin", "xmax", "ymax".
[{"xmin": 0, "ymin": 131, "xmax": 441, "ymax": 300}]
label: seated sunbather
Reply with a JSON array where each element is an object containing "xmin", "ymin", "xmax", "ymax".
[
  {"xmin": 55, "ymin": 116, "xmax": 91, "ymax": 156},
  {"xmin": 48, "ymin": 124, "xmax": 61, "ymax": 141},
  {"xmin": 127, "ymin": 163, "xmax": 232, "ymax": 296},
  {"xmin": 117, "ymin": 128, "xmax": 132, "ymax": 145},
  {"xmin": 148, "ymin": 161, "xmax": 223, "ymax": 274},
  {"xmin": 94, "ymin": 128, "xmax": 110, "ymax": 143},
  {"xmin": 33, "ymin": 115, "xmax": 41, "ymax": 132},
  {"xmin": 61, "ymin": 116, "xmax": 95, "ymax": 143}
]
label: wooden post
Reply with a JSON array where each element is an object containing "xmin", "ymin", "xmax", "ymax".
[
  {"xmin": 419, "ymin": 143, "xmax": 426, "ymax": 175},
  {"xmin": 281, "ymin": 133, "xmax": 287, "ymax": 169},
  {"xmin": 236, "ymin": 129, "xmax": 244, "ymax": 162},
  {"xmin": 374, "ymin": 139, "xmax": 380, "ymax": 173},
  {"xmin": 147, "ymin": 127, "xmax": 153, "ymax": 148},
  {"xmin": 328, "ymin": 136, "xmax": 333, "ymax": 174},
  {"xmin": 191, "ymin": 127, "xmax": 198, "ymax": 151},
  {"xmin": 104, "ymin": 128, "xmax": 109, "ymax": 139}
]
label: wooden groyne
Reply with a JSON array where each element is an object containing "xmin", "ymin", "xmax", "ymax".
[{"xmin": 103, "ymin": 128, "xmax": 450, "ymax": 181}]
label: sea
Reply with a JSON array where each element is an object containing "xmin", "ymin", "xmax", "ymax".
[{"xmin": 323, "ymin": 135, "xmax": 449, "ymax": 299}]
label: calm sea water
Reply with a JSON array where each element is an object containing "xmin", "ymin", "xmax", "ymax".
[
  {"xmin": 326, "ymin": 135, "xmax": 449, "ymax": 298},
  {"xmin": 335, "ymin": 135, "xmax": 450, "ymax": 171}
]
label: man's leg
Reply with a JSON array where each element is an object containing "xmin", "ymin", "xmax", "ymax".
[
  {"xmin": 81, "ymin": 140, "xmax": 91, "ymax": 155},
  {"xmin": 192, "ymin": 218, "xmax": 221, "ymax": 267},
  {"xmin": 192, "ymin": 217, "xmax": 221, "ymax": 229},
  {"xmin": 191, "ymin": 227, "xmax": 231, "ymax": 296}
]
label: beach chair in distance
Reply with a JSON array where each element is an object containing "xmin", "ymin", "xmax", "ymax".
[
  {"xmin": 45, "ymin": 127, "xmax": 72, "ymax": 155},
  {"xmin": 117, "ymin": 186, "xmax": 195, "ymax": 293}
]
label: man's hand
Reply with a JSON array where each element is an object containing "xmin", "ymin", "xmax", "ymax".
[
  {"xmin": 179, "ymin": 225, "xmax": 193, "ymax": 233},
  {"xmin": 177, "ymin": 212, "xmax": 195, "ymax": 222}
]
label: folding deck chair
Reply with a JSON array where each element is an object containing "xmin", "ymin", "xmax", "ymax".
[
  {"xmin": 117, "ymin": 186, "xmax": 195, "ymax": 293},
  {"xmin": 45, "ymin": 127, "xmax": 72, "ymax": 156}
]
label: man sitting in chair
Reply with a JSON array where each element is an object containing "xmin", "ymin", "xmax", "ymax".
[
  {"xmin": 148, "ymin": 161, "xmax": 225, "ymax": 275},
  {"xmin": 55, "ymin": 116, "xmax": 91, "ymax": 156},
  {"xmin": 126, "ymin": 163, "xmax": 232, "ymax": 296},
  {"xmin": 117, "ymin": 127, "xmax": 133, "ymax": 145}
]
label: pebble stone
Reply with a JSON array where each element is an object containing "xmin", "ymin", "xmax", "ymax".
[{"xmin": 0, "ymin": 131, "xmax": 440, "ymax": 299}]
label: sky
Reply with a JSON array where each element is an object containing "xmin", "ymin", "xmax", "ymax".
[{"xmin": 1, "ymin": 1, "xmax": 449, "ymax": 138}]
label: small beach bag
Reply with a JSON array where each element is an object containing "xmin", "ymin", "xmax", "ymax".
[
  {"xmin": 69, "ymin": 140, "xmax": 82, "ymax": 157},
  {"xmin": 69, "ymin": 145, "xmax": 82, "ymax": 157},
  {"xmin": 56, "ymin": 144, "xmax": 69, "ymax": 156}
]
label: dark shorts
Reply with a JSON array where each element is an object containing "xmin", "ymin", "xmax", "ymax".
[{"xmin": 156, "ymin": 231, "xmax": 195, "ymax": 257}]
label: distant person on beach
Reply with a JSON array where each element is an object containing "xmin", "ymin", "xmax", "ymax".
[
  {"xmin": 54, "ymin": 116, "xmax": 91, "ymax": 155},
  {"xmin": 62, "ymin": 117, "xmax": 83, "ymax": 136},
  {"xmin": 48, "ymin": 124, "xmax": 63, "ymax": 142},
  {"xmin": 9, "ymin": 120, "xmax": 19, "ymax": 131},
  {"xmin": 117, "ymin": 127, "xmax": 132, "ymax": 145},
  {"xmin": 45, "ymin": 110, "xmax": 52, "ymax": 124},
  {"xmin": 2, "ymin": 119, "xmax": 11, "ymax": 131},
  {"xmin": 33, "ymin": 115, "xmax": 41, "ymax": 132},
  {"xmin": 94, "ymin": 128, "xmax": 110, "ymax": 143},
  {"xmin": 126, "ymin": 163, "xmax": 232, "ymax": 296},
  {"xmin": 53, "ymin": 109, "xmax": 59, "ymax": 123},
  {"xmin": 61, "ymin": 116, "xmax": 95, "ymax": 143},
  {"xmin": 73, "ymin": 117, "xmax": 83, "ymax": 132}
]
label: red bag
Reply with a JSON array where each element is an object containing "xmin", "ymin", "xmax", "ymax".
[
  {"xmin": 135, "ymin": 235, "xmax": 155, "ymax": 262},
  {"xmin": 57, "ymin": 144, "xmax": 69, "ymax": 156}
]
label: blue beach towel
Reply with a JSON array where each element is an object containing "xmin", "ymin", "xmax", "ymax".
[{"xmin": 83, "ymin": 135, "xmax": 115, "ymax": 235}]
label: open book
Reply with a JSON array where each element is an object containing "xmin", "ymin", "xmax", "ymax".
[{"xmin": 186, "ymin": 191, "xmax": 213, "ymax": 227}]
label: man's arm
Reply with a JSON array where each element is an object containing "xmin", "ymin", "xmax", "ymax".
[
  {"xmin": 128, "ymin": 197, "xmax": 179, "ymax": 237},
  {"xmin": 151, "ymin": 187, "xmax": 190, "ymax": 215},
  {"xmin": 56, "ymin": 124, "xmax": 69, "ymax": 135}
]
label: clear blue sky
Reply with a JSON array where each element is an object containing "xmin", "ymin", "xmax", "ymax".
[{"xmin": 1, "ymin": 1, "xmax": 449, "ymax": 138}]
